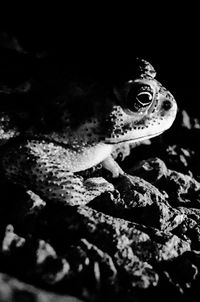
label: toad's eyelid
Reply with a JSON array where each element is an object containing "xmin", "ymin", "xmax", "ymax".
[
  {"xmin": 127, "ymin": 80, "xmax": 154, "ymax": 91},
  {"xmin": 137, "ymin": 91, "xmax": 152, "ymax": 97}
]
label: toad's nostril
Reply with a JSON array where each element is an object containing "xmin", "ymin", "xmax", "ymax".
[{"xmin": 162, "ymin": 100, "xmax": 172, "ymax": 111}]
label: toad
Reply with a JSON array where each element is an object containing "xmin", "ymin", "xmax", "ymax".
[{"xmin": 0, "ymin": 58, "xmax": 177, "ymax": 205}]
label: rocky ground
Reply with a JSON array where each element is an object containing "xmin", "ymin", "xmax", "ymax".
[{"xmin": 0, "ymin": 31, "xmax": 200, "ymax": 301}]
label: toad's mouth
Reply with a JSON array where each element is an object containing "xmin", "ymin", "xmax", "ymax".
[{"xmin": 105, "ymin": 131, "xmax": 164, "ymax": 145}]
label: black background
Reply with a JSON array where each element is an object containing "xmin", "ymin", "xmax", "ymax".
[{"xmin": 0, "ymin": 9, "xmax": 199, "ymax": 115}]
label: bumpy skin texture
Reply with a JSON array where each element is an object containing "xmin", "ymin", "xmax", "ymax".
[{"xmin": 0, "ymin": 59, "xmax": 177, "ymax": 205}]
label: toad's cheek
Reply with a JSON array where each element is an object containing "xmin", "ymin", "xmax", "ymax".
[{"xmin": 105, "ymin": 97, "xmax": 178, "ymax": 144}]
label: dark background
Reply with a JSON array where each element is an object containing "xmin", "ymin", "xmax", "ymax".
[{"xmin": 0, "ymin": 12, "xmax": 199, "ymax": 115}]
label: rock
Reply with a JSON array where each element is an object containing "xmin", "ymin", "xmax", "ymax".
[
  {"xmin": 66, "ymin": 238, "xmax": 118, "ymax": 300},
  {"xmin": 0, "ymin": 182, "xmax": 46, "ymax": 234},
  {"xmin": 129, "ymin": 157, "xmax": 200, "ymax": 208},
  {"xmin": 2, "ymin": 225, "xmax": 25, "ymax": 254},
  {"xmin": 0, "ymin": 113, "xmax": 19, "ymax": 145},
  {"xmin": 132, "ymin": 199, "xmax": 186, "ymax": 232},
  {"xmin": 181, "ymin": 110, "xmax": 192, "ymax": 129},
  {"xmin": 0, "ymin": 272, "xmax": 83, "ymax": 302},
  {"xmin": 114, "ymin": 248, "xmax": 158, "ymax": 291},
  {"xmin": 83, "ymin": 177, "xmax": 115, "ymax": 203},
  {"xmin": 46, "ymin": 205, "xmax": 191, "ymax": 263},
  {"xmin": 172, "ymin": 212, "xmax": 200, "ymax": 250},
  {"xmin": 165, "ymin": 145, "xmax": 195, "ymax": 174},
  {"xmin": 177, "ymin": 207, "xmax": 200, "ymax": 222},
  {"xmin": 128, "ymin": 157, "xmax": 168, "ymax": 184},
  {"xmin": 0, "ymin": 225, "xmax": 71, "ymax": 289},
  {"xmin": 157, "ymin": 252, "xmax": 199, "ymax": 297},
  {"xmin": 1, "ymin": 203, "xmax": 190, "ymax": 299},
  {"xmin": 181, "ymin": 110, "xmax": 200, "ymax": 130},
  {"xmin": 90, "ymin": 173, "xmax": 185, "ymax": 232},
  {"xmin": 33, "ymin": 240, "xmax": 70, "ymax": 286},
  {"xmin": 88, "ymin": 189, "xmax": 125, "ymax": 217},
  {"xmin": 114, "ymin": 174, "xmax": 167, "ymax": 208},
  {"xmin": 166, "ymin": 170, "xmax": 200, "ymax": 207},
  {"xmin": 0, "ymin": 157, "xmax": 199, "ymax": 301}
]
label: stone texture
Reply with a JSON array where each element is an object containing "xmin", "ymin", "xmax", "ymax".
[{"xmin": 0, "ymin": 272, "xmax": 83, "ymax": 302}]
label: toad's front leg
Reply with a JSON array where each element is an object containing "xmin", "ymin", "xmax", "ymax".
[
  {"xmin": 101, "ymin": 156, "xmax": 125, "ymax": 178},
  {"xmin": 1, "ymin": 140, "xmax": 114, "ymax": 205}
]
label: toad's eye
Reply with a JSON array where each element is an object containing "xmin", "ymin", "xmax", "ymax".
[
  {"xmin": 136, "ymin": 91, "xmax": 153, "ymax": 105},
  {"xmin": 126, "ymin": 84, "xmax": 154, "ymax": 112}
]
